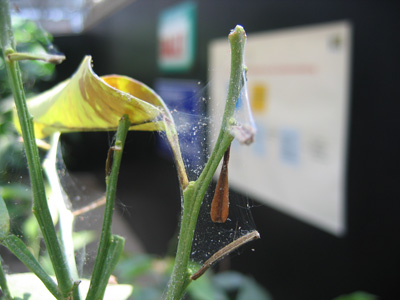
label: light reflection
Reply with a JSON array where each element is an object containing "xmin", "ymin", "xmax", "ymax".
[{"xmin": 10, "ymin": 0, "xmax": 134, "ymax": 35}]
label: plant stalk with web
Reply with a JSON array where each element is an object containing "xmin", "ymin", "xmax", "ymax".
[
  {"xmin": 166, "ymin": 25, "xmax": 249, "ymax": 300},
  {"xmin": 0, "ymin": 2, "xmax": 134, "ymax": 298}
]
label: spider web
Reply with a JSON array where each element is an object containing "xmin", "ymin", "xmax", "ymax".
[{"xmin": 158, "ymin": 78, "xmax": 258, "ymax": 266}]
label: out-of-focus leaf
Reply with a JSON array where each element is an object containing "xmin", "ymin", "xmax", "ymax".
[
  {"xmin": 333, "ymin": 291, "xmax": 377, "ymax": 300},
  {"xmin": 213, "ymin": 271, "xmax": 271, "ymax": 300},
  {"xmin": 0, "ymin": 184, "xmax": 31, "ymax": 202},
  {"xmin": 115, "ymin": 254, "xmax": 154, "ymax": 280},
  {"xmin": 0, "ymin": 184, "xmax": 32, "ymax": 222},
  {"xmin": 1, "ymin": 235, "xmax": 60, "ymax": 297},
  {"xmin": 187, "ymin": 272, "xmax": 228, "ymax": 300},
  {"xmin": 237, "ymin": 277, "xmax": 272, "ymax": 300},
  {"xmin": 213, "ymin": 271, "xmax": 245, "ymax": 292},
  {"xmin": 13, "ymin": 55, "xmax": 188, "ymax": 188},
  {"xmin": 6, "ymin": 273, "xmax": 133, "ymax": 300},
  {"xmin": 1, "ymin": 17, "xmax": 57, "ymax": 99},
  {"xmin": 72, "ymin": 230, "xmax": 96, "ymax": 250},
  {"xmin": 132, "ymin": 286, "xmax": 163, "ymax": 300},
  {"xmin": 0, "ymin": 194, "xmax": 10, "ymax": 240}
]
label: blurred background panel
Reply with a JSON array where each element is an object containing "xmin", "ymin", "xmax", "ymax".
[
  {"xmin": 8, "ymin": 0, "xmax": 400, "ymax": 299},
  {"xmin": 208, "ymin": 21, "xmax": 351, "ymax": 237}
]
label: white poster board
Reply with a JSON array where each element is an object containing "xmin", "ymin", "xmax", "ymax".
[{"xmin": 208, "ymin": 21, "xmax": 352, "ymax": 236}]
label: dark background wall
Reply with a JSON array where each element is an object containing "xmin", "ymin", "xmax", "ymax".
[{"xmin": 51, "ymin": 1, "xmax": 400, "ymax": 299}]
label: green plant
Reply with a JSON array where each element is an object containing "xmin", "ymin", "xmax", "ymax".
[
  {"xmin": 0, "ymin": 0, "xmax": 258, "ymax": 299},
  {"xmin": 0, "ymin": 15, "xmax": 56, "ymax": 99},
  {"xmin": 0, "ymin": 9, "xmax": 59, "ymax": 253},
  {"xmin": 0, "ymin": 12, "xmax": 57, "ymax": 186},
  {"xmin": 114, "ymin": 252, "xmax": 272, "ymax": 300}
]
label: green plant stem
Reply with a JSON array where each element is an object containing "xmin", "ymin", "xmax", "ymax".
[
  {"xmin": 7, "ymin": 52, "xmax": 65, "ymax": 64},
  {"xmin": 2, "ymin": 235, "xmax": 62, "ymax": 299},
  {"xmin": 86, "ymin": 115, "xmax": 130, "ymax": 300},
  {"xmin": 0, "ymin": 254, "xmax": 12, "ymax": 300},
  {"xmin": 0, "ymin": 1, "xmax": 74, "ymax": 298},
  {"xmin": 93, "ymin": 235, "xmax": 125, "ymax": 299},
  {"xmin": 166, "ymin": 25, "xmax": 247, "ymax": 300}
]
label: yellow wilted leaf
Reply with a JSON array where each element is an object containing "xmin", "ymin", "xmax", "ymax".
[{"xmin": 13, "ymin": 56, "xmax": 188, "ymax": 188}]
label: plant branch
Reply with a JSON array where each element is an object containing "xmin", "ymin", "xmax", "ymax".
[
  {"xmin": 7, "ymin": 52, "xmax": 65, "ymax": 64},
  {"xmin": 190, "ymin": 230, "xmax": 260, "ymax": 280},
  {"xmin": 1, "ymin": 235, "xmax": 62, "ymax": 299},
  {"xmin": 166, "ymin": 25, "xmax": 247, "ymax": 300},
  {"xmin": 0, "ymin": 1, "xmax": 74, "ymax": 298},
  {"xmin": 85, "ymin": 115, "xmax": 130, "ymax": 300},
  {"xmin": 93, "ymin": 235, "xmax": 125, "ymax": 299}
]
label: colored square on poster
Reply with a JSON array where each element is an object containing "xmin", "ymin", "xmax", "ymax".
[{"xmin": 280, "ymin": 128, "xmax": 300, "ymax": 166}]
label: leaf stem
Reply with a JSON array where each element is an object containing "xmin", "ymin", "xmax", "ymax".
[
  {"xmin": 0, "ymin": 1, "xmax": 74, "ymax": 298},
  {"xmin": 1, "ymin": 235, "xmax": 62, "ymax": 299},
  {"xmin": 166, "ymin": 25, "xmax": 247, "ymax": 299},
  {"xmin": 85, "ymin": 115, "xmax": 130, "ymax": 300},
  {"xmin": 7, "ymin": 52, "xmax": 65, "ymax": 64},
  {"xmin": 93, "ymin": 235, "xmax": 125, "ymax": 299}
]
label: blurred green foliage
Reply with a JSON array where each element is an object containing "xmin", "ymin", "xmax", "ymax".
[
  {"xmin": 333, "ymin": 291, "xmax": 377, "ymax": 300},
  {"xmin": 0, "ymin": 17, "xmax": 56, "ymax": 98},
  {"xmin": 114, "ymin": 253, "xmax": 272, "ymax": 300}
]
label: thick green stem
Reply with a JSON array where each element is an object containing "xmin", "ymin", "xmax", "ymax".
[
  {"xmin": 166, "ymin": 25, "xmax": 247, "ymax": 300},
  {"xmin": 85, "ymin": 115, "xmax": 130, "ymax": 300},
  {"xmin": 93, "ymin": 235, "xmax": 125, "ymax": 299},
  {"xmin": 0, "ymin": 1, "xmax": 74, "ymax": 298}
]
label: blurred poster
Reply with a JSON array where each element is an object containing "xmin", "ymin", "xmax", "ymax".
[
  {"xmin": 208, "ymin": 21, "xmax": 352, "ymax": 236},
  {"xmin": 154, "ymin": 79, "xmax": 205, "ymax": 170}
]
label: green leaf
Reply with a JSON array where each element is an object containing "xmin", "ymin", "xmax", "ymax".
[
  {"xmin": 213, "ymin": 271, "xmax": 245, "ymax": 292},
  {"xmin": 115, "ymin": 254, "xmax": 154, "ymax": 280},
  {"xmin": 6, "ymin": 273, "xmax": 133, "ymax": 300},
  {"xmin": 1, "ymin": 235, "xmax": 61, "ymax": 299},
  {"xmin": 237, "ymin": 277, "xmax": 272, "ymax": 300},
  {"xmin": 92, "ymin": 235, "xmax": 126, "ymax": 300},
  {"xmin": 0, "ymin": 184, "xmax": 32, "ymax": 227},
  {"xmin": 187, "ymin": 273, "xmax": 228, "ymax": 300},
  {"xmin": 333, "ymin": 291, "xmax": 378, "ymax": 300},
  {"xmin": 213, "ymin": 271, "xmax": 272, "ymax": 300},
  {"xmin": 72, "ymin": 230, "xmax": 96, "ymax": 250},
  {"xmin": 0, "ymin": 193, "xmax": 10, "ymax": 240},
  {"xmin": 0, "ymin": 184, "xmax": 31, "ymax": 201}
]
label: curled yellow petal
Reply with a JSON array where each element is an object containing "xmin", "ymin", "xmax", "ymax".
[{"xmin": 14, "ymin": 55, "xmax": 188, "ymax": 188}]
